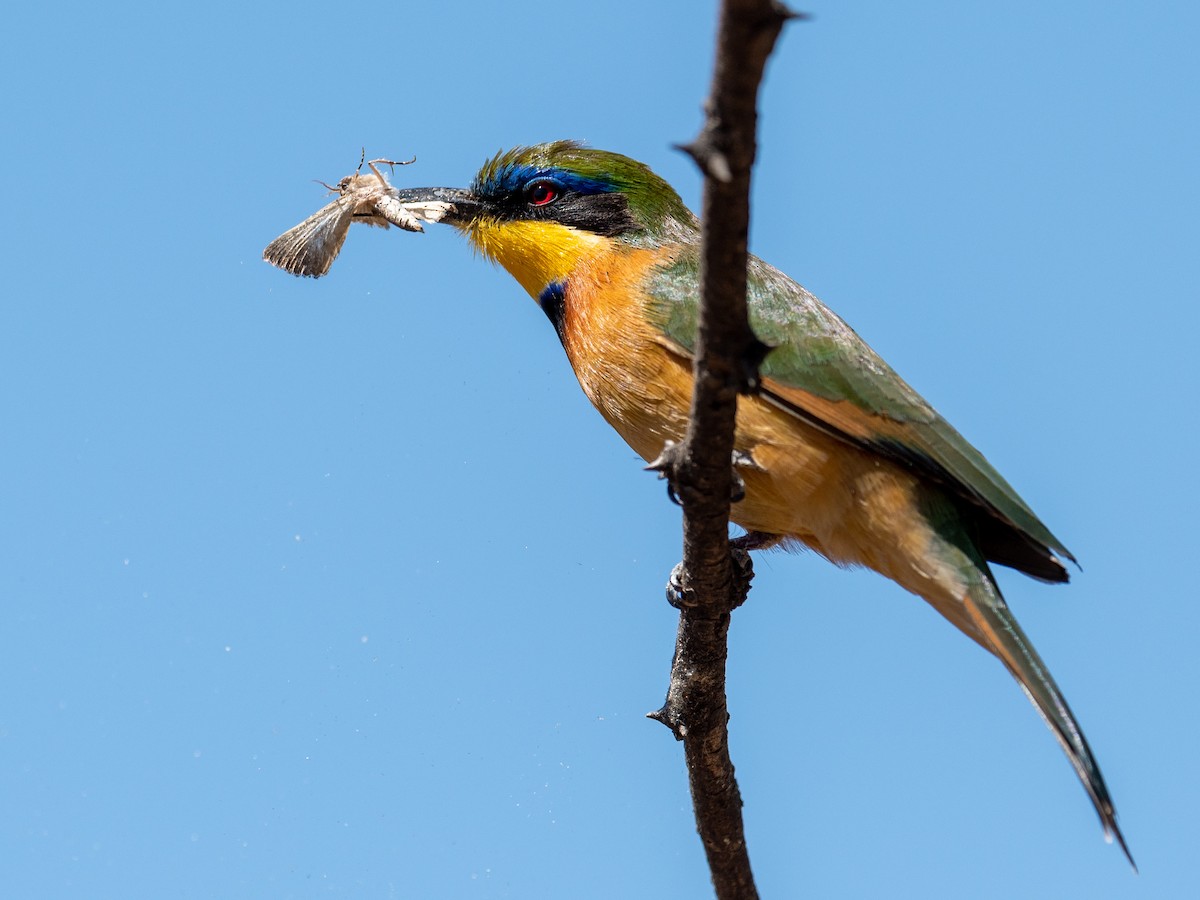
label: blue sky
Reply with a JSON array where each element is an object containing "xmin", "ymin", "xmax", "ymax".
[{"xmin": 3, "ymin": 1, "xmax": 1196, "ymax": 897}]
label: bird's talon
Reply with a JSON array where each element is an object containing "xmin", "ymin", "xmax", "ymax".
[
  {"xmin": 665, "ymin": 562, "xmax": 696, "ymax": 608},
  {"xmin": 730, "ymin": 467, "xmax": 746, "ymax": 503},
  {"xmin": 646, "ymin": 439, "xmax": 683, "ymax": 473},
  {"xmin": 730, "ymin": 449, "xmax": 763, "ymax": 503},
  {"xmin": 730, "ymin": 530, "xmax": 780, "ymax": 552},
  {"xmin": 646, "ymin": 440, "xmax": 686, "ymax": 506},
  {"xmin": 730, "ymin": 547, "xmax": 754, "ymax": 608}
]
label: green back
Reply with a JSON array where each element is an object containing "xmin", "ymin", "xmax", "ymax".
[{"xmin": 646, "ymin": 247, "xmax": 1074, "ymax": 571}]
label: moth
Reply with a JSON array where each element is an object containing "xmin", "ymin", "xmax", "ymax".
[{"xmin": 263, "ymin": 152, "xmax": 451, "ymax": 278}]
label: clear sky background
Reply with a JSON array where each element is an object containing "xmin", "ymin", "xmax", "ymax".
[{"xmin": 3, "ymin": 2, "xmax": 1196, "ymax": 897}]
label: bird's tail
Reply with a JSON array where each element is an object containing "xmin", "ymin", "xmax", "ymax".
[{"xmin": 961, "ymin": 573, "xmax": 1135, "ymax": 869}]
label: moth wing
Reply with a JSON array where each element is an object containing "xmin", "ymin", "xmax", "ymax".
[{"xmin": 263, "ymin": 196, "xmax": 356, "ymax": 278}]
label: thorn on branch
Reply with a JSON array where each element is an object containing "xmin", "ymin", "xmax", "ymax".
[
  {"xmin": 646, "ymin": 704, "xmax": 689, "ymax": 741},
  {"xmin": 675, "ymin": 138, "xmax": 733, "ymax": 183},
  {"xmin": 774, "ymin": 3, "xmax": 810, "ymax": 25}
]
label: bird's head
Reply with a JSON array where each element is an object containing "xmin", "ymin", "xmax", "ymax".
[{"xmin": 395, "ymin": 141, "xmax": 695, "ymax": 297}]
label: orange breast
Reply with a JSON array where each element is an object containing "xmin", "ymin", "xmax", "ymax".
[
  {"xmin": 559, "ymin": 246, "xmax": 696, "ymax": 460},
  {"xmin": 555, "ymin": 245, "xmax": 949, "ymax": 600}
]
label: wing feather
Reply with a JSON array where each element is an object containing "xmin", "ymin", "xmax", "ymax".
[{"xmin": 646, "ymin": 248, "xmax": 1073, "ymax": 579}]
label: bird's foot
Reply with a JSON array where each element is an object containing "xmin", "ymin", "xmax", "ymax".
[
  {"xmin": 729, "ymin": 546, "xmax": 754, "ymax": 608},
  {"xmin": 646, "ymin": 442, "xmax": 762, "ymax": 505},
  {"xmin": 645, "ymin": 440, "xmax": 687, "ymax": 506},
  {"xmin": 730, "ymin": 530, "xmax": 781, "ymax": 552},
  {"xmin": 665, "ymin": 543, "xmax": 755, "ymax": 610},
  {"xmin": 665, "ymin": 561, "xmax": 692, "ymax": 609}
]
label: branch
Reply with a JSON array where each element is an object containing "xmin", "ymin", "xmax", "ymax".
[{"xmin": 647, "ymin": 2, "xmax": 800, "ymax": 899}]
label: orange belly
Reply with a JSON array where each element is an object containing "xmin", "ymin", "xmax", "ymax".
[{"xmin": 557, "ymin": 247, "xmax": 965, "ymax": 608}]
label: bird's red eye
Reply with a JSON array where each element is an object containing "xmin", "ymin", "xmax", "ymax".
[{"xmin": 527, "ymin": 180, "xmax": 559, "ymax": 206}]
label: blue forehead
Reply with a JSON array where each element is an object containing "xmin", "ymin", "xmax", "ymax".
[{"xmin": 474, "ymin": 163, "xmax": 616, "ymax": 198}]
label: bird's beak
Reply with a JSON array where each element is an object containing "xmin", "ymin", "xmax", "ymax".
[{"xmin": 388, "ymin": 186, "xmax": 483, "ymax": 226}]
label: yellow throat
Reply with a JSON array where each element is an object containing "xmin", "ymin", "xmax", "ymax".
[{"xmin": 460, "ymin": 218, "xmax": 611, "ymax": 299}]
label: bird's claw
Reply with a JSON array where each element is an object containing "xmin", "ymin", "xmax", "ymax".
[
  {"xmin": 665, "ymin": 561, "xmax": 694, "ymax": 608},
  {"xmin": 664, "ymin": 546, "xmax": 754, "ymax": 611},
  {"xmin": 730, "ymin": 547, "xmax": 754, "ymax": 608},
  {"xmin": 730, "ymin": 529, "xmax": 780, "ymax": 552},
  {"xmin": 648, "ymin": 443, "xmax": 762, "ymax": 505},
  {"xmin": 730, "ymin": 448, "xmax": 766, "ymax": 503},
  {"xmin": 645, "ymin": 440, "xmax": 687, "ymax": 506}
]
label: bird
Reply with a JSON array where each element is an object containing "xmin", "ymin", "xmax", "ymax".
[{"xmin": 388, "ymin": 140, "xmax": 1132, "ymax": 866}]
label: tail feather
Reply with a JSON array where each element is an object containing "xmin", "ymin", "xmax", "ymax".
[{"xmin": 961, "ymin": 576, "xmax": 1136, "ymax": 870}]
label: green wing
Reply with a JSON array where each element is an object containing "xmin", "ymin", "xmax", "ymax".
[{"xmin": 646, "ymin": 249, "xmax": 1073, "ymax": 581}]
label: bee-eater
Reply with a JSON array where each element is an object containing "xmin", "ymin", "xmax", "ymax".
[{"xmin": 389, "ymin": 140, "xmax": 1131, "ymax": 864}]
